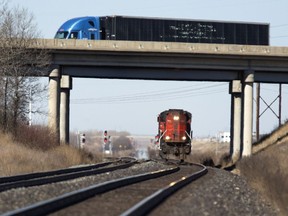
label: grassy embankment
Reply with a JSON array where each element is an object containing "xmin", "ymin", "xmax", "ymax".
[
  {"xmin": 237, "ymin": 141, "xmax": 288, "ymax": 216},
  {"xmin": 236, "ymin": 122, "xmax": 288, "ymax": 216},
  {"xmin": 185, "ymin": 131, "xmax": 288, "ymax": 215},
  {"xmin": 0, "ymin": 126, "xmax": 101, "ymax": 176}
]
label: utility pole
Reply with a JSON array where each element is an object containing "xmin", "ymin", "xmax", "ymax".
[{"xmin": 29, "ymin": 88, "xmax": 32, "ymax": 126}]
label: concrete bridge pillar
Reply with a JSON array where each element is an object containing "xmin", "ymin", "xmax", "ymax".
[
  {"xmin": 48, "ymin": 68, "xmax": 60, "ymax": 141},
  {"xmin": 229, "ymin": 80, "xmax": 242, "ymax": 162},
  {"xmin": 242, "ymin": 70, "xmax": 254, "ymax": 157},
  {"xmin": 60, "ymin": 75, "xmax": 72, "ymax": 144}
]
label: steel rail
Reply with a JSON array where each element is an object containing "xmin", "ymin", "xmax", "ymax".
[
  {"xmin": 2, "ymin": 166, "xmax": 180, "ymax": 216},
  {"xmin": 0, "ymin": 158, "xmax": 136, "ymax": 192},
  {"xmin": 120, "ymin": 163, "xmax": 208, "ymax": 216},
  {"xmin": 0, "ymin": 161, "xmax": 116, "ymax": 184}
]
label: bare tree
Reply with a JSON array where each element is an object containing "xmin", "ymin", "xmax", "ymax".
[{"xmin": 0, "ymin": 1, "xmax": 51, "ymax": 133}]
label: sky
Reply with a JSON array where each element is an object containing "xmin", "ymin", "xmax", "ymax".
[{"xmin": 9, "ymin": 0, "xmax": 288, "ymax": 137}]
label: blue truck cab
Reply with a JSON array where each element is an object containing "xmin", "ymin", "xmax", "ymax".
[{"xmin": 54, "ymin": 16, "xmax": 101, "ymax": 40}]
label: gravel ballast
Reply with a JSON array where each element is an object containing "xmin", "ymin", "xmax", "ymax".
[
  {"xmin": 0, "ymin": 161, "xmax": 170, "ymax": 214},
  {"xmin": 0, "ymin": 161, "xmax": 278, "ymax": 215},
  {"xmin": 150, "ymin": 167, "xmax": 278, "ymax": 216}
]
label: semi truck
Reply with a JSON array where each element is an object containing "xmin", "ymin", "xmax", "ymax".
[{"xmin": 55, "ymin": 15, "xmax": 269, "ymax": 45}]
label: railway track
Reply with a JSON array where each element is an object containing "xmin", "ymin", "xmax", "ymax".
[
  {"xmin": 0, "ymin": 157, "xmax": 135, "ymax": 192},
  {"xmin": 1, "ymin": 160, "xmax": 207, "ymax": 216},
  {"xmin": 121, "ymin": 162, "xmax": 207, "ymax": 216}
]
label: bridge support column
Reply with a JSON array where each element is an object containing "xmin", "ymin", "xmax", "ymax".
[
  {"xmin": 229, "ymin": 80, "xmax": 242, "ymax": 162},
  {"xmin": 242, "ymin": 70, "xmax": 254, "ymax": 157},
  {"xmin": 60, "ymin": 75, "xmax": 72, "ymax": 144},
  {"xmin": 48, "ymin": 68, "xmax": 60, "ymax": 142}
]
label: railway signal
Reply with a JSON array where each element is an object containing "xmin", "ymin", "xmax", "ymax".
[
  {"xmin": 103, "ymin": 130, "xmax": 112, "ymax": 154},
  {"xmin": 103, "ymin": 130, "xmax": 110, "ymax": 144},
  {"xmin": 80, "ymin": 133, "xmax": 86, "ymax": 149}
]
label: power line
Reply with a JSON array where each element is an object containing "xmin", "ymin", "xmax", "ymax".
[
  {"xmin": 74, "ymin": 83, "xmax": 208, "ymax": 102},
  {"xmin": 270, "ymin": 23, "xmax": 288, "ymax": 39},
  {"xmin": 271, "ymin": 35, "xmax": 288, "ymax": 39},
  {"xmin": 271, "ymin": 24, "xmax": 288, "ymax": 28},
  {"xmin": 72, "ymin": 83, "xmax": 225, "ymax": 101},
  {"xmin": 91, "ymin": 88, "xmax": 227, "ymax": 104},
  {"xmin": 71, "ymin": 83, "xmax": 227, "ymax": 104}
]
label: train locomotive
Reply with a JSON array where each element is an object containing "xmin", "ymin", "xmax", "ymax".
[{"xmin": 156, "ymin": 109, "xmax": 192, "ymax": 160}]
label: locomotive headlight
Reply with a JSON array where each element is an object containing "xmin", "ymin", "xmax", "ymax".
[
  {"xmin": 182, "ymin": 136, "xmax": 187, "ymax": 141},
  {"xmin": 165, "ymin": 136, "xmax": 171, "ymax": 140},
  {"xmin": 173, "ymin": 116, "xmax": 180, "ymax": 121}
]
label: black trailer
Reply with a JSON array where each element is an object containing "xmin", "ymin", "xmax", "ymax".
[{"xmin": 100, "ymin": 16, "xmax": 269, "ymax": 45}]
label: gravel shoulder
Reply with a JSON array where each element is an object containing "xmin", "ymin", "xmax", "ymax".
[{"xmin": 150, "ymin": 167, "xmax": 278, "ymax": 216}]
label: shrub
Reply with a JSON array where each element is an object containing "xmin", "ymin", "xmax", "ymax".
[
  {"xmin": 0, "ymin": 128, "xmax": 101, "ymax": 176},
  {"xmin": 14, "ymin": 124, "xmax": 58, "ymax": 150}
]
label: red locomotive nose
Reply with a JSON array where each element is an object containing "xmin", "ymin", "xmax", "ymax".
[
  {"xmin": 157, "ymin": 109, "xmax": 192, "ymax": 160},
  {"xmin": 163, "ymin": 112, "xmax": 188, "ymax": 142}
]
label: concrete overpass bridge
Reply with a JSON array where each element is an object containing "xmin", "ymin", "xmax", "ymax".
[{"xmin": 35, "ymin": 39, "xmax": 288, "ymax": 162}]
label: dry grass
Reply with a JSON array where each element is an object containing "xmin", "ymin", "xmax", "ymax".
[
  {"xmin": 237, "ymin": 142, "xmax": 288, "ymax": 216},
  {"xmin": 15, "ymin": 125, "xmax": 59, "ymax": 150},
  {"xmin": 186, "ymin": 141, "xmax": 230, "ymax": 166},
  {"xmin": 0, "ymin": 130, "xmax": 102, "ymax": 177},
  {"xmin": 253, "ymin": 122, "xmax": 288, "ymax": 154}
]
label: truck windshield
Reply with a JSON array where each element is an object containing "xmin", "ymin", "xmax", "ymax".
[{"xmin": 55, "ymin": 31, "xmax": 68, "ymax": 39}]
